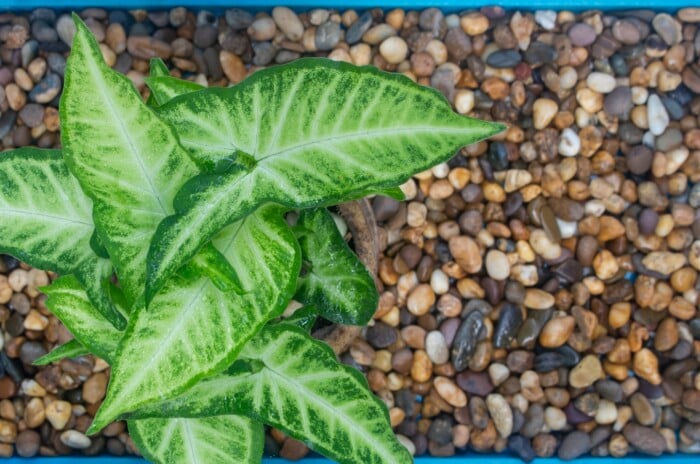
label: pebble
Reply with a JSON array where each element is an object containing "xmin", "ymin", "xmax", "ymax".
[
  {"xmin": 539, "ymin": 316, "xmax": 575, "ymax": 348},
  {"xmin": 45, "ymin": 400, "xmax": 71, "ymax": 430},
  {"xmin": 587, "ymin": 72, "xmax": 616, "ymax": 93},
  {"xmin": 315, "ymin": 21, "xmax": 341, "ymax": 51},
  {"xmin": 60, "ymin": 430, "xmax": 91, "ymax": 449},
  {"xmin": 452, "ymin": 311, "xmax": 484, "ymax": 372},
  {"xmin": 604, "ymin": 86, "xmax": 633, "ymax": 116},
  {"xmin": 346, "ymin": 12, "xmax": 372, "ymax": 44},
  {"xmin": 486, "ymin": 50, "xmax": 521, "ymax": 68},
  {"xmin": 425, "ymin": 331, "xmax": 449, "ymax": 364},
  {"xmin": 568, "ymin": 23, "xmax": 596, "ymax": 46},
  {"xmin": 379, "ymin": 37, "xmax": 408, "ymax": 64},
  {"xmin": 534, "ymin": 10, "xmax": 556, "ymax": 30},
  {"xmin": 647, "ymin": 94, "xmax": 670, "ymax": 135},
  {"xmin": 558, "ymin": 128, "xmax": 580, "ymax": 157},
  {"xmin": 633, "ymin": 349, "xmax": 661, "ymax": 385},
  {"xmin": 272, "ymin": 7, "xmax": 304, "ymax": 41},
  {"xmin": 485, "ymin": 250, "xmax": 510, "ymax": 280},
  {"xmin": 55, "ymin": 14, "xmax": 75, "ymax": 45},
  {"xmin": 569, "ymin": 355, "xmax": 604, "ymax": 388},
  {"xmin": 15, "ymin": 430, "xmax": 40, "ymax": 457},
  {"xmin": 642, "ymin": 252, "xmax": 687, "ymax": 276},
  {"xmin": 434, "ymin": 376, "xmax": 467, "ymax": 407},
  {"xmin": 652, "ymin": 13, "xmax": 682, "ymax": 45},
  {"xmin": 558, "ymin": 431, "xmax": 592, "ymax": 460},
  {"xmin": 523, "ymin": 289, "xmax": 555, "ymax": 310},
  {"xmin": 486, "ymin": 394, "xmax": 513, "ymax": 438},
  {"xmin": 623, "ymin": 423, "xmax": 665, "ymax": 456},
  {"xmin": 532, "ymin": 98, "xmax": 558, "ymax": 130},
  {"xmin": 127, "ymin": 36, "xmax": 172, "ymax": 60}
]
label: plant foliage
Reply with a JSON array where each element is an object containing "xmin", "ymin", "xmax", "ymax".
[{"xmin": 0, "ymin": 14, "xmax": 503, "ymax": 464}]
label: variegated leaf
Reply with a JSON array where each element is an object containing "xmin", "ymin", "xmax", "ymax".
[
  {"xmin": 294, "ymin": 208, "xmax": 377, "ymax": 325},
  {"xmin": 129, "ymin": 325, "xmax": 412, "ymax": 464},
  {"xmin": 89, "ymin": 205, "xmax": 300, "ymax": 433},
  {"xmin": 146, "ymin": 75, "xmax": 205, "ymax": 108},
  {"xmin": 60, "ymin": 15, "xmax": 199, "ymax": 304},
  {"xmin": 0, "ymin": 148, "xmax": 123, "ymax": 328},
  {"xmin": 33, "ymin": 339, "xmax": 90, "ymax": 366},
  {"xmin": 146, "ymin": 58, "xmax": 504, "ymax": 297},
  {"xmin": 42, "ymin": 275, "xmax": 122, "ymax": 362},
  {"xmin": 129, "ymin": 416, "xmax": 263, "ymax": 464}
]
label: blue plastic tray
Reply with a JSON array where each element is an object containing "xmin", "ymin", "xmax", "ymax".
[{"xmin": 0, "ymin": 0, "xmax": 698, "ymax": 462}]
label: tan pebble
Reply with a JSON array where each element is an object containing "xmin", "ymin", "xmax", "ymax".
[
  {"xmin": 461, "ymin": 12, "xmax": 489, "ymax": 35},
  {"xmin": 349, "ymin": 43, "xmax": 371, "ymax": 66},
  {"xmin": 596, "ymin": 399, "xmax": 618, "ymax": 425},
  {"xmin": 406, "ymin": 283, "xmax": 435, "ymax": 316},
  {"xmin": 219, "ymin": 51, "xmax": 246, "ymax": 84},
  {"xmin": 512, "ymin": 264, "xmax": 539, "ymax": 286},
  {"xmin": 482, "ymin": 182, "xmax": 506, "ymax": 202},
  {"xmin": 449, "ymin": 236, "xmax": 482, "ymax": 274},
  {"xmin": 569, "ymin": 354, "xmax": 604, "ymax": 388},
  {"xmin": 60, "ymin": 430, "xmax": 91, "ymax": 449},
  {"xmin": 504, "ymin": 169, "xmax": 532, "ymax": 192},
  {"xmin": 454, "ymin": 89, "xmax": 475, "ymax": 114},
  {"xmin": 486, "ymin": 394, "xmax": 513, "ymax": 438},
  {"xmin": 689, "ymin": 241, "xmax": 700, "ymax": 271},
  {"xmin": 608, "ymin": 302, "xmax": 632, "ymax": 329},
  {"xmin": 435, "ymin": 376, "xmax": 467, "ymax": 407},
  {"xmin": 670, "ymin": 268, "xmax": 697, "ymax": 293},
  {"xmin": 20, "ymin": 380, "xmax": 46, "ymax": 397},
  {"xmin": 577, "ymin": 88, "xmax": 604, "ymax": 113},
  {"xmin": 385, "ymin": 8, "xmax": 405, "ymax": 29},
  {"xmin": 411, "ymin": 350, "xmax": 433, "ymax": 383},
  {"xmin": 5, "ymin": 83, "xmax": 26, "ymax": 111},
  {"xmin": 520, "ymin": 370, "xmax": 544, "ymax": 402},
  {"xmin": 363, "ymin": 24, "xmax": 396, "ymax": 45},
  {"xmin": 0, "ymin": 419, "xmax": 17, "ymax": 443},
  {"xmin": 642, "ymin": 252, "xmax": 687, "ymax": 276},
  {"xmin": 24, "ymin": 397, "xmax": 45, "ymax": 428},
  {"xmin": 23, "ymin": 309, "xmax": 49, "ymax": 331},
  {"xmin": 524, "ymin": 288, "xmax": 555, "ymax": 310},
  {"xmin": 544, "ymin": 406, "xmax": 567, "ymax": 431},
  {"xmin": 533, "ymin": 98, "xmax": 558, "ymax": 129},
  {"xmin": 669, "ymin": 296, "xmax": 697, "ymax": 320},
  {"xmin": 593, "ymin": 250, "xmax": 620, "ymax": 280},
  {"xmin": 82, "ymin": 373, "xmax": 108, "ymax": 404},
  {"xmin": 272, "ymin": 7, "xmax": 304, "ymax": 41},
  {"xmin": 485, "ymin": 250, "xmax": 510, "ymax": 281},
  {"xmin": 425, "ymin": 39, "xmax": 447, "ymax": 65},
  {"xmin": 45, "ymin": 400, "xmax": 71, "ymax": 430},
  {"xmin": 654, "ymin": 318, "xmax": 679, "ymax": 352},
  {"xmin": 539, "ymin": 316, "xmax": 575, "ymax": 348},
  {"xmin": 633, "ymin": 348, "xmax": 661, "ymax": 385},
  {"xmin": 8, "ymin": 269, "xmax": 28, "ymax": 292},
  {"xmin": 406, "ymin": 201, "xmax": 427, "ymax": 227},
  {"xmin": 597, "ymin": 216, "xmax": 625, "ymax": 242},
  {"xmin": 379, "ymin": 36, "xmax": 408, "ymax": 64},
  {"xmin": 247, "ymin": 17, "xmax": 277, "ymax": 41},
  {"xmin": 528, "ymin": 229, "xmax": 562, "ymax": 260}
]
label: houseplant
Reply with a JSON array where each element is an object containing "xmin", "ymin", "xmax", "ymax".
[{"xmin": 0, "ymin": 14, "xmax": 502, "ymax": 464}]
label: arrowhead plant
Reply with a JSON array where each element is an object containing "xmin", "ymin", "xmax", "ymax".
[{"xmin": 1, "ymin": 14, "xmax": 503, "ymax": 464}]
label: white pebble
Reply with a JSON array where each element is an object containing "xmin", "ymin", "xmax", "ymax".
[
  {"xmin": 631, "ymin": 86, "xmax": 648, "ymax": 104},
  {"xmin": 425, "ymin": 331, "xmax": 450, "ymax": 364},
  {"xmin": 559, "ymin": 66, "xmax": 578, "ymax": 90},
  {"xmin": 558, "ymin": 127, "xmax": 581, "ymax": 157},
  {"xmin": 430, "ymin": 269, "xmax": 449, "ymax": 295},
  {"xmin": 642, "ymin": 131, "xmax": 656, "ymax": 147},
  {"xmin": 647, "ymin": 94, "xmax": 669, "ymax": 136},
  {"xmin": 586, "ymin": 72, "xmax": 616, "ymax": 93},
  {"xmin": 485, "ymin": 249, "xmax": 510, "ymax": 281},
  {"xmin": 60, "ymin": 430, "xmax": 91, "ymax": 449},
  {"xmin": 534, "ymin": 10, "xmax": 557, "ymax": 30},
  {"xmin": 431, "ymin": 162, "xmax": 450, "ymax": 178},
  {"xmin": 556, "ymin": 218, "xmax": 578, "ymax": 239},
  {"xmin": 584, "ymin": 199, "xmax": 606, "ymax": 217},
  {"xmin": 379, "ymin": 36, "xmax": 408, "ymax": 64},
  {"xmin": 454, "ymin": 89, "xmax": 475, "ymax": 114},
  {"xmin": 445, "ymin": 14, "xmax": 461, "ymax": 28},
  {"xmin": 397, "ymin": 434, "xmax": 416, "ymax": 455},
  {"xmin": 595, "ymin": 399, "xmax": 618, "ymax": 424}
]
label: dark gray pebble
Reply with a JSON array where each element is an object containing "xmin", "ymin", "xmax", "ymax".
[
  {"xmin": 558, "ymin": 431, "xmax": 592, "ymax": 460},
  {"xmin": 345, "ymin": 11, "xmax": 372, "ymax": 44}
]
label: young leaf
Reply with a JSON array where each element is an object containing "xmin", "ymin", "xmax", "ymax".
[
  {"xmin": 89, "ymin": 205, "xmax": 300, "ymax": 433},
  {"xmin": 0, "ymin": 148, "xmax": 123, "ymax": 329},
  {"xmin": 146, "ymin": 76, "xmax": 205, "ymax": 107},
  {"xmin": 129, "ymin": 416, "xmax": 263, "ymax": 464},
  {"xmin": 60, "ymin": 15, "xmax": 199, "ymax": 304},
  {"xmin": 146, "ymin": 58, "xmax": 504, "ymax": 297},
  {"xmin": 33, "ymin": 339, "xmax": 89, "ymax": 366},
  {"xmin": 128, "ymin": 325, "xmax": 412, "ymax": 464},
  {"xmin": 42, "ymin": 275, "xmax": 122, "ymax": 362},
  {"xmin": 294, "ymin": 208, "xmax": 377, "ymax": 325},
  {"xmin": 278, "ymin": 305, "xmax": 318, "ymax": 332}
]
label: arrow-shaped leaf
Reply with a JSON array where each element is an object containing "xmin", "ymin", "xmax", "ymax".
[
  {"xmin": 89, "ymin": 205, "xmax": 300, "ymax": 433},
  {"xmin": 60, "ymin": 16, "xmax": 199, "ymax": 304},
  {"xmin": 129, "ymin": 324, "xmax": 412, "ymax": 464},
  {"xmin": 33, "ymin": 339, "xmax": 90, "ymax": 366},
  {"xmin": 294, "ymin": 208, "xmax": 377, "ymax": 325},
  {"xmin": 0, "ymin": 148, "xmax": 123, "ymax": 328},
  {"xmin": 129, "ymin": 416, "xmax": 263, "ymax": 464},
  {"xmin": 146, "ymin": 58, "xmax": 503, "ymax": 298}
]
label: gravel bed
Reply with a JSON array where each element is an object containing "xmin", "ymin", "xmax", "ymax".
[{"xmin": 1, "ymin": 5, "xmax": 700, "ymax": 461}]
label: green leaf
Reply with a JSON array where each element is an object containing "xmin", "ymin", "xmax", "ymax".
[
  {"xmin": 130, "ymin": 325, "xmax": 412, "ymax": 464},
  {"xmin": 146, "ymin": 76, "xmax": 205, "ymax": 108},
  {"xmin": 60, "ymin": 15, "xmax": 199, "ymax": 305},
  {"xmin": 129, "ymin": 416, "xmax": 263, "ymax": 464},
  {"xmin": 278, "ymin": 305, "xmax": 318, "ymax": 332},
  {"xmin": 33, "ymin": 339, "xmax": 90, "ymax": 366},
  {"xmin": 146, "ymin": 57, "xmax": 504, "ymax": 297},
  {"xmin": 0, "ymin": 148, "xmax": 124, "ymax": 329},
  {"xmin": 89, "ymin": 205, "xmax": 300, "ymax": 433},
  {"xmin": 294, "ymin": 208, "xmax": 377, "ymax": 325},
  {"xmin": 42, "ymin": 275, "xmax": 122, "ymax": 362}
]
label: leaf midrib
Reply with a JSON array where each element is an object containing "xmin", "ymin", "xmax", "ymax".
[{"xmin": 85, "ymin": 51, "xmax": 169, "ymax": 215}]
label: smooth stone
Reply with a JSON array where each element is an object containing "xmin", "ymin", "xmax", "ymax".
[
  {"xmin": 56, "ymin": 14, "xmax": 76, "ymax": 45},
  {"xmin": 486, "ymin": 49, "xmax": 521, "ymax": 68},
  {"xmin": 225, "ymin": 9, "xmax": 254, "ymax": 29},
  {"xmin": 638, "ymin": 208, "xmax": 659, "ymax": 235},
  {"xmin": 31, "ymin": 20, "xmax": 57, "ymax": 42},
  {"xmin": 487, "ymin": 394, "xmax": 513, "ymax": 438},
  {"xmin": 630, "ymin": 392, "xmax": 658, "ymax": 425},
  {"xmin": 365, "ymin": 322, "xmax": 396, "ymax": 349},
  {"xmin": 315, "ymin": 20, "xmax": 341, "ymax": 51},
  {"xmin": 569, "ymin": 355, "xmax": 603, "ymax": 388},
  {"xmin": 509, "ymin": 435, "xmax": 536, "ymax": 462},
  {"xmin": 272, "ymin": 7, "xmax": 304, "ymax": 41},
  {"xmin": 425, "ymin": 331, "xmax": 449, "ymax": 364},
  {"xmin": 660, "ymin": 96, "xmax": 684, "ymax": 120},
  {"xmin": 595, "ymin": 380, "xmax": 624, "ymax": 403},
  {"xmin": 568, "ymin": 23, "xmax": 596, "ymax": 46},
  {"xmin": 451, "ymin": 311, "xmax": 485, "ymax": 372},
  {"xmin": 652, "ymin": 13, "xmax": 682, "ymax": 45},
  {"xmin": 345, "ymin": 11, "xmax": 373, "ymax": 44},
  {"xmin": 494, "ymin": 302, "xmax": 522, "ymax": 348},
  {"xmin": 647, "ymin": 94, "xmax": 669, "ymax": 135},
  {"xmin": 558, "ymin": 431, "xmax": 592, "ymax": 460},
  {"xmin": 252, "ymin": 42, "xmax": 277, "ymax": 66},
  {"xmin": 623, "ymin": 424, "xmax": 665, "ymax": 456},
  {"xmin": 523, "ymin": 42, "xmax": 555, "ymax": 66},
  {"xmin": 455, "ymin": 370, "xmax": 494, "ymax": 396},
  {"xmin": 428, "ymin": 416, "xmax": 454, "ymax": 446},
  {"xmin": 604, "ymin": 86, "xmax": 633, "ymax": 116},
  {"xmin": 485, "ymin": 250, "xmax": 510, "ymax": 281},
  {"xmin": 534, "ymin": 10, "xmax": 556, "ymax": 30}
]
